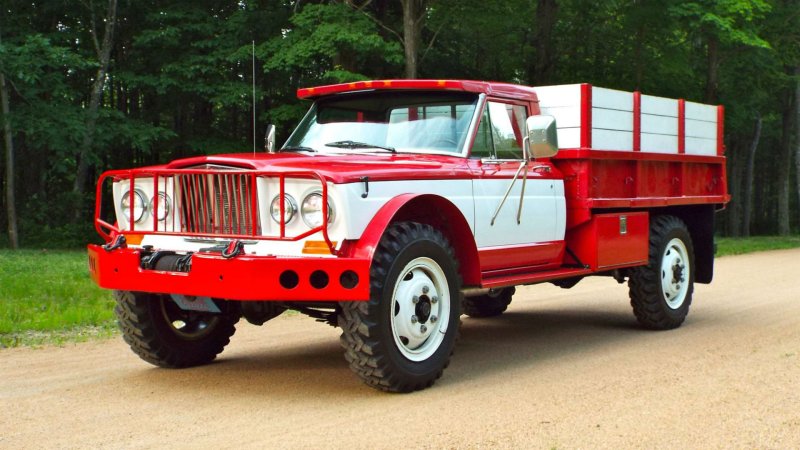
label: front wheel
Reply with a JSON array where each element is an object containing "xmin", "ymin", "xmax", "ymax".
[
  {"xmin": 114, "ymin": 291, "xmax": 239, "ymax": 368},
  {"xmin": 339, "ymin": 222, "xmax": 462, "ymax": 392},
  {"xmin": 628, "ymin": 215, "xmax": 695, "ymax": 330}
]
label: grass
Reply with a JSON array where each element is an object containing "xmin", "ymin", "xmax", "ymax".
[
  {"xmin": 1, "ymin": 235, "xmax": 799, "ymax": 348},
  {"xmin": 715, "ymin": 235, "xmax": 800, "ymax": 256},
  {"xmin": 0, "ymin": 250, "xmax": 116, "ymax": 348}
]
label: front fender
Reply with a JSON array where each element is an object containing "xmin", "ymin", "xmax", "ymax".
[{"xmin": 347, "ymin": 193, "xmax": 480, "ymax": 286}]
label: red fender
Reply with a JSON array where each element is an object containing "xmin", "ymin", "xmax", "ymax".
[{"xmin": 347, "ymin": 193, "xmax": 481, "ymax": 287}]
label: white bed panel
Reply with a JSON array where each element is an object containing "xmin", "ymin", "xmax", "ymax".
[
  {"xmin": 592, "ymin": 87, "xmax": 633, "ymax": 111},
  {"xmin": 539, "ymin": 105, "xmax": 582, "ymax": 128},
  {"xmin": 555, "ymin": 127, "xmax": 581, "ymax": 149},
  {"xmin": 685, "ymin": 102, "xmax": 717, "ymax": 122},
  {"xmin": 592, "ymin": 107, "xmax": 633, "ymax": 132},
  {"xmin": 533, "ymin": 84, "xmax": 719, "ymax": 154},
  {"xmin": 685, "ymin": 137, "xmax": 717, "ymax": 156},
  {"xmin": 641, "ymin": 113, "xmax": 678, "ymax": 135},
  {"xmin": 592, "ymin": 129, "xmax": 633, "ymax": 151},
  {"xmin": 685, "ymin": 118, "xmax": 717, "ymax": 139},
  {"xmin": 641, "ymin": 95, "xmax": 678, "ymax": 117},
  {"xmin": 641, "ymin": 133, "xmax": 678, "ymax": 153},
  {"xmin": 535, "ymin": 84, "xmax": 582, "ymax": 108}
]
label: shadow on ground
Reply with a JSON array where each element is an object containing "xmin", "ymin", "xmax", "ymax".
[{"xmin": 114, "ymin": 302, "xmax": 667, "ymax": 399}]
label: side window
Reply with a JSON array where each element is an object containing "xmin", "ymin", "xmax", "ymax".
[
  {"xmin": 488, "ymin": 102, "xmax": 527, "ymax": 159},
  {"xmin": 469, "ymin": 101, "xmax": 527, "ymax": 159},
  {"xmin": 470, "ymin": 107, "xmax": 493, "ymax": 158}
]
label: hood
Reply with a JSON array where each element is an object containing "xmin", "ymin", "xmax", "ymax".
[{"xmin": 165, "ymin": 152, "xmax": 472, "ymax": 184}]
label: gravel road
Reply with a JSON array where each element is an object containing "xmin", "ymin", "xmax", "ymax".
[{"xmin": 2, "ymin": 249, "xmax": 799, "ymax": 449}]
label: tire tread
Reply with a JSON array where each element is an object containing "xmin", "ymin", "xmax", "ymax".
[
  {"xmin": 628, "ymin": 215, "xmax": 694, "ymax": 330},
  {"xmin": 338, "ymin": 222, "xmax": 461, "ymax": 392},
  {"xmin": 113, "ymin": 290, "xmax": 238, "ymax": 368}
]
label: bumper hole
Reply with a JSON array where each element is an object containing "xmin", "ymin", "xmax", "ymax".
[
  {"xmin": 280, "ymin": 270, "xmax": 299, "ymax": 289},
  {"xmin": 340, "ymin": 270, "xmax": 359, "ymax": 289},
  {"xmin": 310, "ymin": 270, "xmax": 329, "ymax": 289}
]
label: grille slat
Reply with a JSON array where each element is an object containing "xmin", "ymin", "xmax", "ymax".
[{"xmin": 178, "ymin": 172, "xmax": 258, "ymax": 236}]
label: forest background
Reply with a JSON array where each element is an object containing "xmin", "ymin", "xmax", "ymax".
[{"xmin": 1, "ymin": 0, "xmax": 798, "ymax": 249}]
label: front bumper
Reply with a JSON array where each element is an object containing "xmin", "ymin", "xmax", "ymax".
[{"xmin": 87, "ymin": 245, "xmax": 370, "ymax": 301}]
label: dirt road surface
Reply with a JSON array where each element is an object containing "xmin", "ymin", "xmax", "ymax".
[{"xmin": 2, "ymin": 249, "xmax": 799, "ymax": 449}]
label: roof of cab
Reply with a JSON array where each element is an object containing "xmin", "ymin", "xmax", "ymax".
[{"xmin": 296, "ymin": 79, "xmax": 539, "ymax": 102}]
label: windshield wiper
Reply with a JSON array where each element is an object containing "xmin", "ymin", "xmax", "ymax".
[
  {"xmin": 281, "ymin": 146, "xmax": 317, "ymax": 153},
  {"xmin": 325, "ymin": 140, "xmax": 396, "ymax": 153}
]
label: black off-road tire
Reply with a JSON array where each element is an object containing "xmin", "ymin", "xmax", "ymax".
[
  {"xmin": 462, "ymin": 287, "xmax": 515, "ymax": 318},
  {"xmin": 628, "ymin": 215, "xmax": 695, "ymax": 330},
  {"xmin": 338, "ymin": 222, "xmax": 462, "ymax": 392},
  {"xmin": 114, "ymin": 290, "xmax": 239, "ymax": 368}
]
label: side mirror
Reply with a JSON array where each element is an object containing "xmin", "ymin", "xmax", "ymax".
[
  {"xmin": 525, "ymin": 115, "xmax": 558, "ymax": 159},
  {"xmin": 265, "ymin": 124, "xmax": 276, "ymax": 153}
]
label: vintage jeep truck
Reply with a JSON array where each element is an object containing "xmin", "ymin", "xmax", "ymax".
[{"xmin": 88, "ymin": 80, "xmax": 729, "ymax": 392}]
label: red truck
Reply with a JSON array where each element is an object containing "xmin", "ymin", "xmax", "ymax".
[{"xmin": 88, "ymin": 80, "xmax": 729, "ymax": 392}]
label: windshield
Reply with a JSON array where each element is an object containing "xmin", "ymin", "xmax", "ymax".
[{"xmin": 284, "ymin": 91, "xmax": 480, "ymax": 155}]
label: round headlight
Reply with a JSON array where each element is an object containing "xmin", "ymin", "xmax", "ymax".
[
  {"xmin": 301, "ymin": 192, "xmax": 334, "ymax": 228},
  {"xmin": 148, "ymin": 192, "xmax": 172, "ymax": 221},
  {"xmin": 270, "ymin": 194, "xmax": 297, "ymax": 224},
  {"xmin": 120, "ymin": 189, "xmax": 148, "ymax": 223}
]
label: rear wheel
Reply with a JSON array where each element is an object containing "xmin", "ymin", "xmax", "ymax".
[
  {"xmin": 339, "ymin": 222, "xmax": 461, "ymax": 392},
  {"xmin": 462, "ymin": 287, "xmax": 515, "ymax": 318},
  {"xmin": 628, "ymin": 215, "xmax": 695, "ymax": 330},
  {"xmin": 114, "ymin": 290, "xmax": 239, "ymax": 368}
]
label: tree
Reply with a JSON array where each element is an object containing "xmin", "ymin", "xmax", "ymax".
[
  {"xmin": 0, "ymin": 30, "xmax": 18, "ymax": 249},
  {"xmin": 533, "ymin": 0, "xmax": 558, "ymax": 84},
  {"xmin": 73, "ymin": 0, "xmax": 118, "ymax": 205},
  {"xmin": 742, "ymin": 114, "xmax": 762, "ymax": 237},
  {"xmin": 400, "ymin": 0, "xmax": 425, "ymax": 78}
]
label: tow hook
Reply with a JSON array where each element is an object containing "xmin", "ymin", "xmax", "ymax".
[
  {"xmin": 222, "ymin": 240, "xmax": 245, "ymax": 259},
  {"xmin": 102, "ymin": 235, "xmax": 127, "ymax": 252}
]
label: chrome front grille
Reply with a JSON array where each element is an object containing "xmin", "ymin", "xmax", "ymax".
[{"xmin": 176, "ymin": 172, "xmax": 259, "ymax": 235}]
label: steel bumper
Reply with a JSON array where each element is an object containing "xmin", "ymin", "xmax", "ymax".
[{"xmin": 87, "ymin": 245, "xmax": 371, "ymax": 301}]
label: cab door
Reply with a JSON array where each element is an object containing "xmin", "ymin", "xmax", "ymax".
[{"xmin": 469, "ymin": 100, "xmax": 565, "ymax": 273}]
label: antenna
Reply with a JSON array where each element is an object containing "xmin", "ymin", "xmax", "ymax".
[{"xmin": 252, "ymin": 40, "xmax": 256, "ymax": 156}]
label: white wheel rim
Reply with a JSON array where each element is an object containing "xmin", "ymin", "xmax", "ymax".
[
  {"xmin": 661, "ymin": 238, "xmax": 690, "ymax": 309},
  {"xmin": 390, "ymin": 257, "xmax": 450, "ymax": 362}
]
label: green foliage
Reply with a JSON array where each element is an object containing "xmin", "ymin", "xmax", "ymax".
[
  {"xmin": 0, "ymin": 250, "xmax": 115, "ymax": 347},
  {"xmin": 1, "ymin": 0, "xmax": 800, "ymax": 247},
  {"xmin": 262, "ymin": 3, "xmax": 403, "ymax": 83},
  {"xmin": 669, "ymin": 0, "xmax": 771, "ymax": 47}
]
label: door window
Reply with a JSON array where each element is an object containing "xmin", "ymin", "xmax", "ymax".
[{"xmin": 470, "ymin": 101, "xmax": 527, "ymax": 159}]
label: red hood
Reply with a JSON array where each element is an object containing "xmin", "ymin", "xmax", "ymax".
[{"xmin": 164, "ymin": 152, "xmax": 472, "ymax": 183}]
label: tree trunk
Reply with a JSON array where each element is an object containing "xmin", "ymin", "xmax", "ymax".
[
  {"xmin": 742, "ymin": 114, "xmax": 762, "ymax": 237},
  {"xmin": 72, "ymin": 0, "xmax": 118, "ymax": 201},
  {"xmin": 534, "ymin": 0, "xmax": 558, "ymax": 84},
  {"xmin": 795, "ymin": 66, "xmax": 800, "ymax": 235},
  {"xmin": 726, "ymin": 143, "xmax": 743, "ymax": 237},
  {"xmin": 704, "ymin": 35, "xmax": 720, "ymax": 104},
  {"xmin": 400, "ymin": 0, "xmax": 425, "ymax": 78},
  {"xmin": 1, "ymin": 55, "xmax": 19, "ymax": 249},
  {"xmin": 777, "ymin": 96, "xmax": 793, "ymax": 236},
  {"xmin": 633, "ymin": 23, "xmax": 645, "ymax": 90}
]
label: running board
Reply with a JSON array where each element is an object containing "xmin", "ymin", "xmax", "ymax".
[{"xmin": 481, "ymin": 267, "xmax": 593, "ymax": 289}]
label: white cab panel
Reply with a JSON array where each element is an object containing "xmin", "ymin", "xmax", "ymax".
[{"xmin": 472, "ymin": 177, "xmax": 564, "ymax": 247}]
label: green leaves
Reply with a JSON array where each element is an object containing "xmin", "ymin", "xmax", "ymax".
[
  {"xmin": 669, "ymin": 0, "xmax": 771, "ymax": 48},
  {"xmin": 262, "ymin": 3, "xmax": 402, "ymax": 84}
]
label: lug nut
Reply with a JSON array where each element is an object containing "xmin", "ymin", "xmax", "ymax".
[
  {"xmin": 412, "ymin": 295, "xmax": 419, "ymax": 304},
  {"xmin": 420, "ymin": 325, "xmax": 427, "ymax": 333},
  {"xmin": 430, "ymin": 315, "xmax": 438, "ymax": 323},
  {"xmin": 431, "ymin": 296, "xmax": 438, "ymax": 304},
  {"xmin": 422, "ymin": 286, "xmax": 429, "ymax": 294},
  {"xmin": 411, "ymin": 315, "xmax": 418, "ymax": 324}
]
